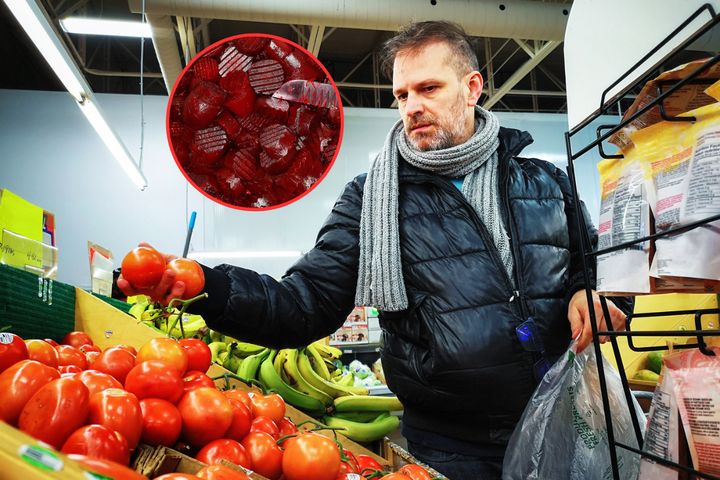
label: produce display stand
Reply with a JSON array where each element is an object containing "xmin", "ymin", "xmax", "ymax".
[
  {"xmin": 0, "ymin": 264, "xmax": 391, "ymax": 477},
  {"xmin": 564, "ymin": 4, "xmax": 720, "ymax": 479},
  {"xmin": 381, "ymin": 439, "xmax": 447, "ymax": 479}
]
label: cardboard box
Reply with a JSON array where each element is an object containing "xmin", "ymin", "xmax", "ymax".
[
  {"xmin": 133, "ymin": 444, "xmax": 264, "ymax": 479},
  {"xmin": 381, "ymin": 438, "xmax": 448, "ymax": 479}
]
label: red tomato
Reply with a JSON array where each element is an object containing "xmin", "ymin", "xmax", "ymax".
[
  {"xmin": 85, "ymin": 351, "xmax": 101, "ymax": 365},
  {"xmin": 397, "ymin": 465, "xmax": 433, "ymax": 480},
  {"xmin": 277, "ymin": 417, "xmax": 298, "ymax": 439},
  {"xmin": 225, "ymin": 398, "xmax": 252, "ymax": 441},
  {"xmin": 121, "ymin": 246, "xmax": 166, "ymax": 289},
  {"xmin": 196, "ymin": 438, "xmax": 253, "ymax": 470},
  {"xmin": 357, "ymin": 454, "xmax": 386, "ymax": 477},
  {"xmin": 335, "ymin": 461, "xmax": 358, "ymax": 479},
  {"xmin": 91, "ymin": 346, "xmax": 136, "ymax": 384},
  {"xmin": 25, "ymin": 339, "xmax": 59, "ymax": 368},
  {"xmin": 57, "ymin": 345, "xmax": 88, "ymax": 370},
  {"xmin": 62, "ymin": 331, "xmax": 93, "ymax": 348},
  {"xmin": 76, "ymin": 370, "xmax": 123, "ymax": 396},
  {"xmin": 139, "ymin": 398, "xmax": 182, "ymax": 446},
  {"xmin": 136, "ymin": 338, "xmax": 188, "ymax": 376},
  {"xmin": 0, "ymin": 360, "xmax": 60, "ymax": 425},
  {"xmin": 124, "ymin": 360, "xmax": 184, "ymax": 403},
  {"xmin": 89, "ymin": 388, "xmax": 143, "ymax": 450},
  {"xmin": 250, "ymin": 393, "xmax": 286, "ymax": 424},
  {"xmin": 342, "ymin": 449, "xmax": 360, "ymax": 474},
  {"xmin": 67, "ymin": 454, "xmax": 149, "ymax": 480},
  {"xmin": 44, "ymin": 338, "xmax": 60, "ymax": 348},
  {"xmin": 250, "ymin": 416, "xmax": 279, "ymax": 439},
  {"xmin": 18, "ymin": 377, "xmax": 90, "ymax": 449},
  {"xmin": 224, "ymin": 389, "xmax": 253, "ymax": 411},
  {"xmin": 0, "ymin": 332, "xmax": 28, "ymax": 373},
  {"xmin": 59, "ymin": 365, "xmax": 83, "ymax": 374},
  {"xmin": 240, "ymin": 432, "xmax": 284, "ymax": 480},
  {"xmin": 196, "ymin": 465, "xmax": 251, "ymax": 480},
  {"xmin": 61, "ymin": 424, "xmax": 130, "ymax": 465},
  {"xmin": 282, "ymin": 432, "xmax": 341, "ymax": 480},
  {"xmin": 79, "ymin": 344, "xmax": 101, "ymax": 355},
  {"xmin": 183, "ymin": 370, "xmax": 216, "ymax": 393},
  {"xmin": 179, "ymin": 338, "xmax": 212, "ymax": 373},
  {"xmin": 167, "ymin": 258, "xmax": 205, "ymax": 299},
  {"xmin": 381, "ymin": 474, "xmax": 410, "ymax": 480},
  {"xmin": 178, "ymin": 387, "xmax": 233, "ymax": 448},
  {"xmin": 154, "ymin": 474, "xmax": 201, "ymax": 480},
  {"xmin": 114, "ymin": 344, "xmax": 138, "ymax": 356}
]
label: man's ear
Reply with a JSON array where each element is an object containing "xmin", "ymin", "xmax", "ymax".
[{"xmin": 466, "ymin": 71, "xmax": 484, "ymax": 106}]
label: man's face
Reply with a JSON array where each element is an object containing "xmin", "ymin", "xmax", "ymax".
[{"xmin": 392, "ymin": 41, "xmax": 472, "ymax": 151}]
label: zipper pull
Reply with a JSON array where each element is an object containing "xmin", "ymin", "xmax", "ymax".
[{"xmin": 509, "ymin": 290, "xmax": 520, "ymax": 302}]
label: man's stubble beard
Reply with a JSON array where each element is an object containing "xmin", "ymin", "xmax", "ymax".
[{"xmin": 406, "ymin": 93, "xmax": 470, "ymax": 152}]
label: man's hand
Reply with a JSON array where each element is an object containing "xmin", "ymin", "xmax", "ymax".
[
  {"xmin": 117, "ymin": 242, "xmax": 186, "ymax": 305},
  {"xmin": 568, "ymin": 289, "xmax": 627, "ymax": 352}
]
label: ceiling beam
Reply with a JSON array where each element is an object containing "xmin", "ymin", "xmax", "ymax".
[
  {"xmin": 483, "ymin": 40, "xmax": 561, "ymax": 110},
  {"xmin": 307, "ymin": 24, "xmax": 325, "ymax": 56}
]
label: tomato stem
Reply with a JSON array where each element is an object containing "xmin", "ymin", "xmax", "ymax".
[
  {"xmin": 276, "ymin": 433, "xmax": 298, "ymax": 445},
  {"xmin": 0, "ymin": 325, "xmax": 11, "ymax": 333},
  {"xmin": 209, "ymin": 372, "xmax": 268, "ymax": 394},
  {"xmin": 164, "ymin": 293, "xmax": 207, "ymax": 339}
]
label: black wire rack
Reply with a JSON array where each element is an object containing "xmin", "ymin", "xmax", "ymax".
[{"xmin": 564, "ymin": 4, "xmax": 720, "ymax": 479}]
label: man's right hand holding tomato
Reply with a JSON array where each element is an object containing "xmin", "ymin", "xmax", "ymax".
[{"xmin": 117, "ymin": 243, "xmax": 204, "ymax": 305}]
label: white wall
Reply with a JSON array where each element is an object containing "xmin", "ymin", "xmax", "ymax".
[{"xmin": 1, "ymin": 89, "xmax": 607, "ymax": 287}]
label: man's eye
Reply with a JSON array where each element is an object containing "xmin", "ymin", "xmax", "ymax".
[
  {"xmin": 397, "ymin": 93, "xmax": 407, "ymax": 101},
  {"xmin": 424, "ymin": 86, "xmax": 436, "ymax": 92}
]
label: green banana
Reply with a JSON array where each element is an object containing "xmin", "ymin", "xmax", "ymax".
[
  {"xmin": 313, "ymin": 341, "xmax": 343, "ymax": 360},
  {"xmin": 166, "ymin": 314, "xmax": 207, "ymax": 338},
  {"xmin": 332, "ymin": 411, "xmax": 387, "ymax": 423},
  {"xmin": 237, "ymin": 348, "xmax": 270, "ymax": 379},
  {"xmin": 333, "ymin": 395, "xmax": 404, "ymax": 413},
  {"xmin": 233, "ymin": 341, "xmax": 266, "ymax": 357},
  {"xmin": 208, "ymin": 341, "xmax": 227, "ymax": 363},
  {"xmin": 323, "ymin": 413, "xmax": 400, "ymax": 442},
  {"xmin": 222, "ymin": 343, "xmax": 242, "ymax": 372},
  {"xmin": 258, "ymin": 350, "xmax": 326, "ymax": 415},
  {"xmin": 306, "ymin": 344, "xmax": 332, "ymax": 380},
  {"xmin": 283, "ymin": 349, "xmax": 333, "ymax": 406},
  {"xmin": 297, "ymin": 349, "xmax": 369, "ymax": 398},
  {"xmin": 334, "ymin": 372, "xmax": 355, "ymax": 387},
  {"xmin": 209, "ymin": 330, "xmax": 225, "ymax": 343}
]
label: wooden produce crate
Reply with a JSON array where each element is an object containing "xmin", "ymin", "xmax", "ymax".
[{"xmin": 381, "ymin": 438, "xmax": 447, "ymax": 479}]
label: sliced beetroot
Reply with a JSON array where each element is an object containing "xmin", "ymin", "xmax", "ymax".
[
  {"xmin": 223, "ymin": 149, "xmax": 259, "ymax": 182},
  {"xmin": 235, "ymin": 37, "xmax": 270, "ymax": 55},
  {"xmin": 287, "ymin": 104, "xmax": 320, "ymax": 136},
  {"xmin": 219, "ymin": 45, "xmax": 252, "ymax": 77},
  {"xmin": 216, "ymin": 167, "xmax": 246, "ymax": 199},
  {"xmin": 264, "ymin": 40, "xmax": 294, "ymax": 62},
  {"xmin": 249, "ymin": 59, "xmax": 285, "ymax": 95},
  {"xmin": 191, "ymin": 125, "xmax": 228, "ymax": 169},
  {"xmin": 183, "ymin": 81, "xmax": 227, "ymax": 129},
  {"xmin": 216, "ymin": 111, "xmax": 241, "ymax": 140},
  {"xmin": 223, "ymin": 76, "xmax": 256, "ymax": 118},
  {"xmin": 260, "ymin": 124, "xmax": 297, "ymax": 160},
  {"xmin": 189, "ymin": 173, "xmax": 222, "ymax": 198},
  {"xmin": 193, "ymin": 57, "xmax": 220, "ymax": 83},
  {"xmin": 259, "ymin": 148, "xmax": 296, "ymax": 175},
  {"xmin": 255, "ymin": 96, "xmax": 290, "ymax": 123},
  {"xmin": 287, "ymin": 147, "xmax": 324, "ymax": 180},
  {"xmin": 234, "ymin": 130, "xmax": 260, "ymax": 153},
  {"xmin": 325, "ymin": 105, "xmax": 341, "ymax": 127},
  {"xmin": 238, "ymin": 111, "xmax": 270, "ymax": 134},
  {"xmin": 282, "ymin": 52, "xmax": 323, "ymax": 82},
  {"xmin": 170, "ymin": 96, "xmax": 185, "ymax": 120}
]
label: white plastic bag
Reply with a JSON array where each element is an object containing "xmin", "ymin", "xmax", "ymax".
[{"xmin": 502, "ymin": 342, "xmax": 646, "ymax": 480}]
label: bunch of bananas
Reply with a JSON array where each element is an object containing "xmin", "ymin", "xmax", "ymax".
[
  {"xmin": 128, "ymin": 295, "xmax": 208, "ymax": 339},
  {"xmin": 209, "ymin": 337, "xmax": 402, "ymax": 443}
]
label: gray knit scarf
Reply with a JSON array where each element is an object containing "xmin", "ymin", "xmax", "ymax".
[{"xmin": 355, "ymin": 106, "xmax": 513, "ymax": 312}]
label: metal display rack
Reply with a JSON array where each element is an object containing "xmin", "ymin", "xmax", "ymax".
[{"xmin": 564, "ymin": 4, "xmax": 720, "ymax": 479}]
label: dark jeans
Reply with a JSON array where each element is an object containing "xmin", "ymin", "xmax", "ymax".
[{"xmin": 407, "ymin": 441, "xmax": 504, "ymax": 480}]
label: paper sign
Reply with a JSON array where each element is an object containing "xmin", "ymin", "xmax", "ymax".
[{"xmin": 0, "ymin": 190, "xmax": 44, "ymax": 270}]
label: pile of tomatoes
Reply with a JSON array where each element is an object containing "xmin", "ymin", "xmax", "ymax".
[{"xmin": 1, "ymin": 331, "xmax": 433, "ymax": 480}]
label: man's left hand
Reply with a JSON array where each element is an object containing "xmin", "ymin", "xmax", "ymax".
[{"xmin": 567, "ymin": 289, "xmax": 627, "ymax": 352}]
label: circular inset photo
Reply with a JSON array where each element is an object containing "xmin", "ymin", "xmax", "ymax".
[{"xmin": 167, "ymin": 34, "xmax": 343, "ymax": 210}]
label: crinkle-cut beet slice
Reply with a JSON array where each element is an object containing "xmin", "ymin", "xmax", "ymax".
[
  {"xmin": 183, "ymin": 81, "xmax": 227, "ymax": 129},
  {"xmin": 216, "ymin": 167, "xmax": 247, "ymax": 199},
  {"xmin": 203, "ymin": 43, "xmax": 225, "ymax": 58},
  {"xmin": 223, "ymin": 148, "xmax": 259, "ymax": 181},
  {"xmin": 216, "ymin": 111, "xmax": 241, "ymax": 140},
  {"xmin": 249, "ymin": 59, "xmax": 285, "ymax": 95},
  {"xmin": 287, "ymin": 147, "xmax": 324, "ymax": 180},
  {"xmin": 235, "ymin": 37, "xmax": 270, "ymax": 55},
  {"xmin": 238, "ymin": 111, "xmax": 271, "ymax": 134},
  {"xmin": 170, "ymin": 121, "xmax": 192, "ymax": 143},
  {"xmin": 272, "ymin": 174, "xmax": 303, "ymax": 204},
  {"xmin": 218, "ymin": 45, "xmax": 252, "ymax": 77},
  {"xmin": 189, "ymin": 173, "xmax": 222, "ymax": 198},
  {"xmin": 259, "ymin": 148, "xmax": 296, "ymax": 176},
  {"xmin": 190, "ymin": 125, "xmax": 228, "ymax": 168},
  {"xmin": 287, "ymin": 104, "xmax": 320, "ymax": 136},
  {"xmin": 223, "ymin": 75, "xmax": 256, "ymax": 118},
  {"xmin": 264, "ymin": 40, "xmax": 294, "ymax": 62},
  {"xmin": 234, "ymin": 130, "xmax": 260, "ymax": 154},
  {"xmin": 317, "ymin": 122, "xmax": 338, "ymax": 153},
  {"xmin": 219, "ymin": 70, "xmax": 251, "ymax": 94},
  {"xmin": 255, "ymin": 96, "xmax": 290, "ymax": 123},
  {"xmin": 193, "ymin": 57, "xmax": 220, "ymax": 83},
  {"xmin": 322, "ymin": 141, "xmax": 337, "ymax": 166},
  {"xmin": 282, "ymin": 52, "xmax": 324, "ymax": 82},
  {"xmin": 260, "ymin": 124, "xmax": 297, "ymax": 160},
  {"xmin": 300, "ymin": 130, "xmax": 322, "ymax": 158},
  {"xmin": 325, "ymin": 105, "xmax": 341, "ymax": 127}
]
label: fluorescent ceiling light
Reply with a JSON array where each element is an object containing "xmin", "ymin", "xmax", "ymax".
[
  {"xmin": 60, "ymin": 17, "xmax": 152, "ymax": 38},
  {"xmin": 4, "ymin": 0, "xmax": 147, "ymax": 190},
  {"xmin": 189, "ymin": 251, "xmax": 304, "ymax": 260}
]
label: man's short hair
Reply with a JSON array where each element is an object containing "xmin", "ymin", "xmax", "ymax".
[{"xmin": 380, "ymin": 21, "xmax": 479, "ymax": 80}]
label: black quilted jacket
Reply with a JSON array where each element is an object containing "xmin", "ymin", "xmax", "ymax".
[{"xmin": 194, "ymin": 126, "xmax": 621, "ymax": 445}]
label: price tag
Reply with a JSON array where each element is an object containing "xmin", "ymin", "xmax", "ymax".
[{"xmin": 18, "ymin": 444, "xmax": 63, "ymax": 472}]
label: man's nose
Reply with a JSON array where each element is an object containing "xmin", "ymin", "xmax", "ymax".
[{"xmin": 404, "ymin": 93, "xmax": 424, "ymax": 117}]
